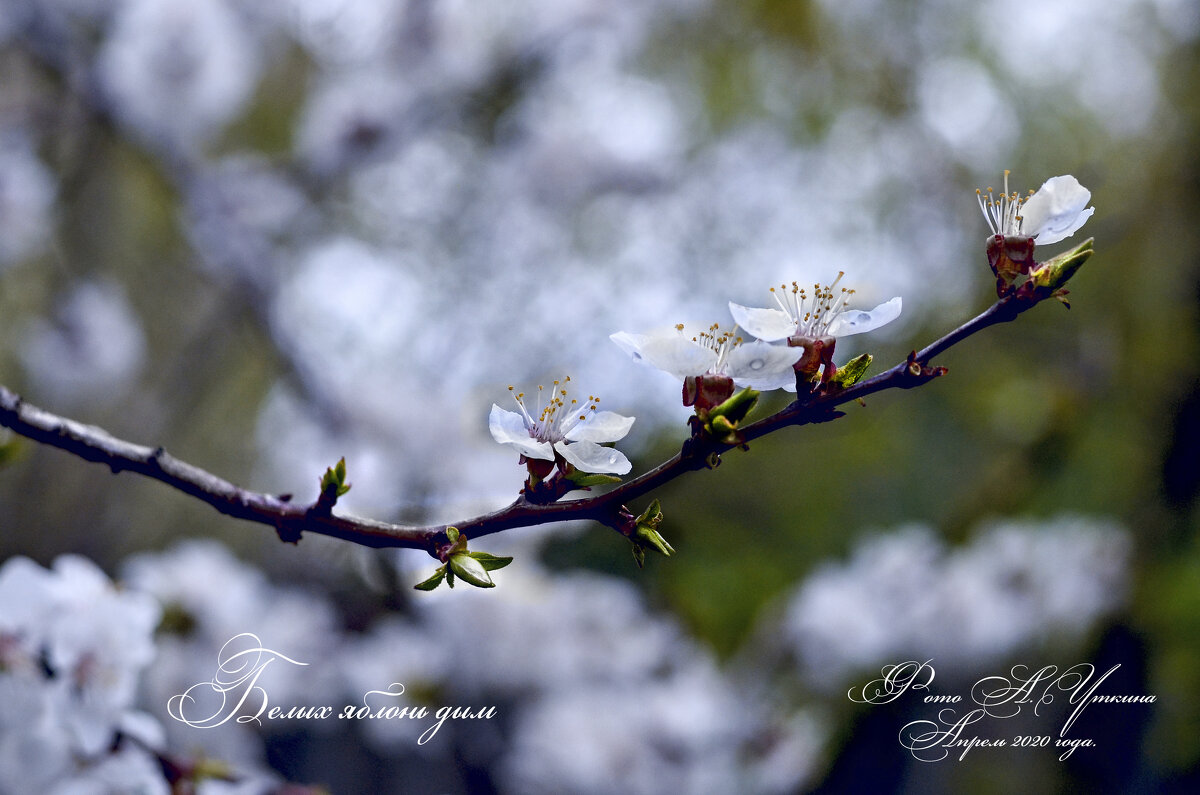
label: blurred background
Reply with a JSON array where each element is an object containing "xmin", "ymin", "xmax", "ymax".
[{"xmin": 1, "ymin": 0, "xmax": 1198, "ymax": 792}]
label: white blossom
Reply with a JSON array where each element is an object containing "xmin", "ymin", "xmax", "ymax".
[
  {"xmin": 729, "ymin": 273, "xmax": 902, "ymax": 343},
  {"xmin": 611, "ymin": 324, "xmax": 801, "ymax": 391},
  {"xmin": 489, "ymin": 377, "xmax": 634, "ymax": 475},
  {"xmin": 977, "ymin": 171, "xmax": 1095, "ymax": 246}
]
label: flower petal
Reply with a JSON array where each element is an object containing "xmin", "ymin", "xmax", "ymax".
[
  {"xmin": 555, "ymin": 440, "xmax": 632, "ymax": 475},
  {"xmin": 611, "ymin": 330, "xmax": 717, "ymax": 380},
  {"xmin": 1020, "ymin": 175, "xmax": 1094, "ymax": 246},
  {"xmin": 565, "ymin": 410, "xmax": 635, "ymax": 443},
  {"xmin": 728, "ymin": 303, "xmax": 797, "ymax": 342},
  {"xmin": 827, "ymin": 296, "xmax": 902, "ymax": 338},
  {"xmin": 725, "ymin": 340, "xmax": 802, "ymax": 390},
  {"xmin": 488, "ymin": 404, "xmax": 554, "ymax": 460}
]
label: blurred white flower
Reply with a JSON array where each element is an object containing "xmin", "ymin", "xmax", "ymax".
[
  {"xmin": 501, "ymin": 665, "xmax": 748, "ymax": 795},
  {"xmin": 18, "ymin": 280, "xmax": 146, "ymax": 405},
  {"xmin": 782, "ymin": 517, "xmax": 1129, "ymax": 690},
  {"xmin": 97, "ymin": 0, "xmax": 261, "ymax": 151},
  {"xmin": 0, "ymin": 133, "xmax": 55, "ymax": 271},
  {"xmin": 0, "ymin": 134, "xmax": 57, "ymax": 269},
  {"xmin": 489, "ymin": 378, "xmax": 635, "ymax": 475},
  {"xmin": 123, "ymin": 541, "xmax": 341, "ymax": 770},
  {"xmin": 977, "ymin": 171, "xmax": 1095, "ymax": 246},
  {"xmin": 729, "ymin": 274, "xmax": 902, "ymax": 343},
  {"xmin": 612, "ymin": 324, "xmax": 801, "ymax": 392},
  {"xmin": 184, "ymin": 155, "xmax": 312, "ymax": 283},
  {"xmin": 0, "ymin": 554, "xmax": 162, "ymax": 771}
]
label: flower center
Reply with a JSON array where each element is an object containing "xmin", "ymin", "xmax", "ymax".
[
  {"xmin": 770, "ymin": 271, "xmax": 855, "ymax": 338},
  {"xmin": 677, "ymin": 323, "xmax": 743, "ymax": 375},
  {"xmin": 508, "ymin": 376, "xmax": 599, "ymax": 443},
  {"xmin": 976, "ymin": 169, "xmax": 1035, "ymax": 237}
]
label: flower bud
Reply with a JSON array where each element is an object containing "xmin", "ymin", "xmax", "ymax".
[
  {"xmin": 789, "ymin": 334, "xmax": 834, "ymax": 374},
  {"xmin": 683, "ymin": 373, "xmax": 735, "ymax": 410},
  {"xmin": 1030, "ymin": 238, "xmax": 1094, "ymax": 292},
  {"xmin": 986, "ymin": 234, "xmax": 1039, "ymax": 297}
]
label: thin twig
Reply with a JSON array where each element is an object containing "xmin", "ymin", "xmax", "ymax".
[{"xmin": 0, "ymin": 290, "xmax": 1046, "ymax": 556}]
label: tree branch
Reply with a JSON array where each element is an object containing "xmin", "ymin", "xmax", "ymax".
[{"xmin": 1, "ymin": 288, "xmax": 1054, "ymax": 558}]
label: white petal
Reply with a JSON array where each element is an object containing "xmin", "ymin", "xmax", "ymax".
[
  {"xmin": 611, "ymin": 330, "xmax": 717, "ymax": 380},
  {"xmin": 488, "ymin": 404, "xmax": 554, "ymax": 460},
  {"xmin": 610, "ymin": 331, "xmax": 647, "ymax": 359},
  {"xmin": 827, "ymin": 297, "xmax": 903, "ymax": 338},
  {"xmin": 565, "ymin": 410, "xmax": 635, "ymax": 443},
  {"xmin": 728, "ymin": 302, "xmax": 797, "ymax": 342},
  {"xmin": 725, "ymin": 340, "xmax": 802, "ymax": 390},
  {"xmin": 1020, "ymin": 175, "xmax": 1094, "ymax": 246},
  {"xmin": 555, "ymin": 440, "xmax": 632, "ymax": 475}
]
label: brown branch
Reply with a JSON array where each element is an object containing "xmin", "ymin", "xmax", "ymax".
[{"xmin": 0, "ymin": 288, "xmax": 1054, "ymax": 557}]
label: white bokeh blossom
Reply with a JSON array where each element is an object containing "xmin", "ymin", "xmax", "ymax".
[
  {"xmin": 489, "ymin": 378, "xmax": 635, "ymax": 475},
  {"xmin": 781, "ymin": 516, "xmax": 1130, "ymax": 690},
  {"xmin": 0, "ymin": 554, "xmax": 163, "ymax": 786}
]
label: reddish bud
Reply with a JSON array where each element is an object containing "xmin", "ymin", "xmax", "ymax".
[
  {"xmin": 986, "ymin": 234, "xmax": 1037, "ymax": 292},
  {"xmin": 683, "ymin": 373, "xmax": 735, "ymax": 411}
]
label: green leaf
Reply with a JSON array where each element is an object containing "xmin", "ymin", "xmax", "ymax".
[
  {"xmin": 445, "ymin": 527, "xmax": 460, "ymax": 544},
  {"xmin": 635, "ymin": 525, "xmax": 676, "ymax": 557},
  {"xmin": 468, "ymin": 552, "xmax": 514, "ymax": 571},
  {"xmin": 706, "ymin": 387, "xmax": 760, "ymax": 424},
  {"xmin": 567, "ymin": 472, "xmax": 623, "ymax": 487},
  {"xmin": 829, "ymin": 354, "xmax": 873, "ymax": 389},
  {"xmin": 413, "ymin": 567, "xmax": 447, "ymax": 591},
  {"xmin": 1032, "ymin": 237, "xmax": 1093, "ymax": 290},
  {"xmin": 449, "ymin": 553, "xmax": 495, "ymax": 588},
  {"xmin": 635, "ymin": 498, "xmax": 664, "ymax": 529},
  {"xmin": 320, "ymin": 456, "xmax": 351, "ymax": 496}
]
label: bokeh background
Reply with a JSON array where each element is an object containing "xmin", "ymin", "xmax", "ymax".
[{"xmin": 1, "ymin": 0, "xmax": 1198, "ymax": 792}]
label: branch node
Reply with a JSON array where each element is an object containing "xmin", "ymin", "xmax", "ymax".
[{"xmin": 274, "ymin": 520, "xmax": 302, "ymax": 545}]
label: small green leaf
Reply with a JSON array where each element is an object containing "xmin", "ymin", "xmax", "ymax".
[
  {"xmin": 631, "ymin": 543, "xmax": 646, "ymax": 569},
  {"xmin": 1032, "ymin": 237, "xmax": 1093, "ymax": 290},
  {"xmin": 413, "ymin": 567, "xmax": 447, "ymax": 591},
  {"xmin": 468, "ymin": 552, "xmax": 514, "ymax": 571},
  {"xmin": 320, "ymin": 457, "xmax": 351, "ymax": 496},
  {"xmin": 706, "ymin": 387, "xmax": 759, "ymax": 424},
  {"xmin": 445, "ymin": 527, "xmax": 460, "ymax": 544},
  {"xmin": 710, "ymin": 415, "xmax": 737, "ymax": 435},
  {"xmin": 567, "ymin": 471, "xmax": 623, "ymax": 488},
  {"xmin": 449, "ymin": 553, "xmax": 495, "ymax": 588},
  {"xmin": 635, "ymin": 525, "xmax": 676, "ymax": 557},
  {"xmin": 635, "ymin": 499, "xmax": 663, "ymax": 529},
  {"xmin": 829, "ymin": 354, "xmax": 873, "ymax": 389}
]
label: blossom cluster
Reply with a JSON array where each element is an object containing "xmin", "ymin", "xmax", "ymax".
[
  {"xmin": 487, "ymin": 173, "xmax": 1092, "ymax": 488},
  {"xmin": 489, "ymin": 276, "xmax": 901, "ymax": 480},
  {"xmin": 0, "ymin": 556, "xmax": 166, "ymax": 793}
]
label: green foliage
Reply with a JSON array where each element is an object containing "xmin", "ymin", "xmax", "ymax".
[
  {"xmin": 319, "ymin": 457, "xmax": 351, "ymax": 498},
  {"xmin": 414, "ymin": 528, "xmax": 514, "ymax": 591},
  {"xmin": 829, "ymin": 353, "xmax": 873, "ymax": 389}
]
